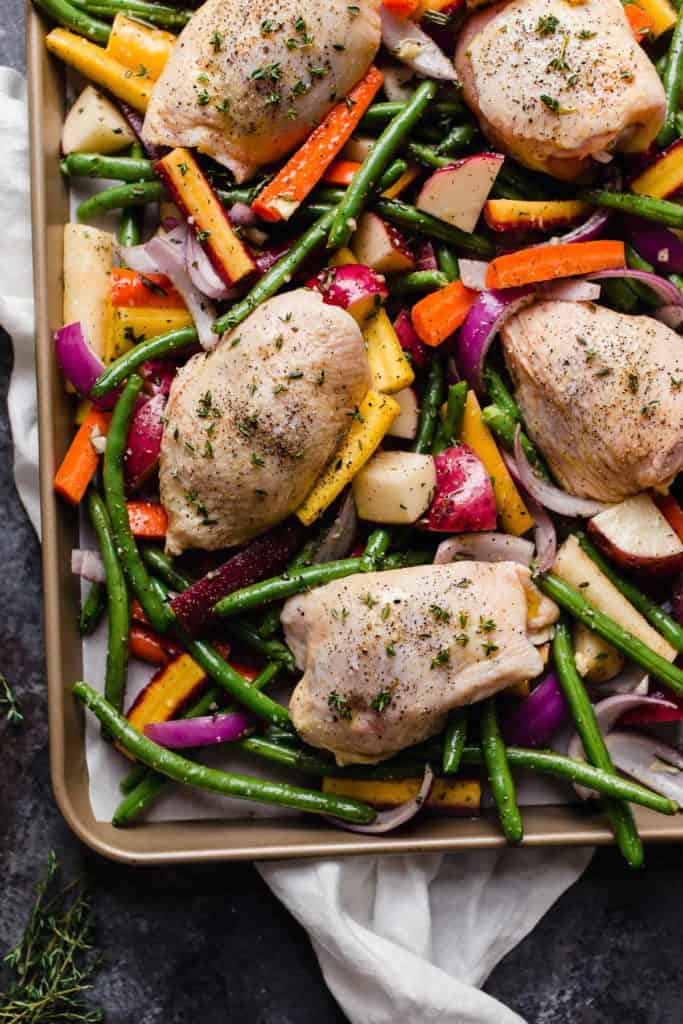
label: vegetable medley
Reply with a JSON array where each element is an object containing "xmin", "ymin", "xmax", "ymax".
[{"xmin": 36, "ymin": 0, "xmax": 683, "ymax": 861}]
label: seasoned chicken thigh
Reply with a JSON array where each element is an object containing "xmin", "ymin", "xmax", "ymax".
[
  {"xmin": 501, "ymin": 301, "xmax": 683, "ymax": 503},
  {"xmin": 159, "ymin": 290, "xmax": 370, "ymax": 555},
  {"xmin": 284, "ymin": 562, "xmax": 558, "ymax": 763},
  {"xmin": 143, "ymin": 0, "xmax": 381, "ymax": 181},
  {"xmin": 455, "ymin": 0, "xmax": 665, "ymax": 180}
]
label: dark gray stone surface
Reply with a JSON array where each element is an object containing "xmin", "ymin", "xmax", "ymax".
[{"xmin": 1, "ymin": 6, "xmax": 683, "ymax": 1020}]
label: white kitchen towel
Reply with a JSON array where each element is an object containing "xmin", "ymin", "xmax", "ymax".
[{"xmin": 0, "ymin": 65, "xmax": 593, "ymax": 1024}]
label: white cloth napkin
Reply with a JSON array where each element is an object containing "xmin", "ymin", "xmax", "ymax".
[{"xmin": 0, "ymin": 65, "xmax": 593, "ymax": 1024}]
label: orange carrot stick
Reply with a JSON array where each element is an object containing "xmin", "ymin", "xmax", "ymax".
[
  {"xmin": 251, "ymin": 66, "xmax": 384, "ymax": 222},
  {"xmin": 130, "ymin": 598, "xmax": 148, "ymax": 625},
  {"xmin": 54, "ymin": 409, "xmax": 111, "ymax": 504},
  {"xmin": 323, "ymin": 160, "xmax": 361, "ymax": 186},
  {"xmin": 129, "ymin": 624, "xmax": 183, "ymax": 665},
  {"xmin": 485, "ymin": 241, "xmax": 625, "ymax": 290},
  {"xmin": 126, "ymin": 501, "xmax": 168, "ymax": 539},
  {"xmin": 624, "ymin": 3, "xmax": 655, "ymax": 42},
  {"xmin": 110, "ymin": 268, "xmax": 186, "ymax": 309},
  {"xmin": 655, "ymin": 494, "xmax": 683, "ymax": 543},
  {"xmin": 411, "ymin": 280, "xmax": 478, "ymax": 347}
]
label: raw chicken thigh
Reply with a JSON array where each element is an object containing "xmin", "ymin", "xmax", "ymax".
[
  {"xmin": 501, "ymin": 301, "xmax": 683, "ymax": 503},
  {"xmin": 455, "ymin": 0, "xmax": 665, "ymax": 180},
  {"xmin": 159, "ymin": 290, "xmax": 370, "ymax": 555},
  {"xmin": 143, "ymin": 0, "xmax": 381, "ymax": 181},
  {"xmin": 284, "ymin": 561, "xmax": 558, "ymax": 763}
]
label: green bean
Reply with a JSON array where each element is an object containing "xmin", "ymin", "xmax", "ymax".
[
  {"xmin": 413, "ymin": 358, "xmax": 446, "ymax": 455},
  {"xmin": 677, "ymin": 111, "xmax": 683, "ymax": 139},
  {"xmin": 580, "ymin": 189, "xmax": 683, "ymax": 230},
  {"xmin": 141, "ymin": 547, "xmax": 193, "ymax": 593},
  {"xmin": 575, "ymin": 533, "xmax": 683, "ymax": 652},
  {"xmin": 360, "ymin": 529, "xmax": 392, "ymax": 573},
  {"xmin": 624, "ymin": 244, "xmax": 661, "ymax": 308},
  {"xmin": 213, "ymin": 558, "xmax": 363, "ymax": 618},
  {"xmin": 657, "ymin": 53, "xmax": 669, "ymax": 80},
  {"xmin": 481, "ymin": 405, "xmax": 550, "ymax": 480},
  {"xmin": 119, "ymin": 142, "xmax": 146, "ymax": 248},
  {"xmin": 216, "ymin": 186, "xmax": 258, "ymax": 206},
  {"xmin": 383, "ymin": 548, "xmax": 433, "ymax": 569},
  {"xmin": 119, "ymin": 762, "xmax": 149, "ymax": 794},
  {"xmin": 78, "ymin": 0, "xmax": 191, "ymax": 27},
  {"xmin": 328, "ymin": 82, "xmax": 438, "ymax": 249},
  {"xmin": 497, "ymin": 161, "xmax": 555, "ymax": 201},
  {"xmin": 658, "ymin": 11, "xmax": 683, "ymax": 148},
  {"xmin": 248, "ymin": 736, "xmax": 677, "ymax": 811},
  {"xmin": 312, "ymin": 187, "xmax": 347, "ymax": 205},
  {"xmin": 62, "ymin": 152, "xmax": 155, "ymax": 183},
  {"xmin": 436, "ymin": 245, "xmax": 459, "ymax": 282},
  {"xmin": 435, "ymin": 124, "xmax": 477, "ymax": 156},
  {"xmin": 432, "ymin": 380, "xmax": 467, "ymax": 455},
  {"xmin": 379, "ymin": 158, "xmax": 410, "ymax": 192},
  {"xmin": 553, "ymin": 624, "xmax": 643, "ymax": 868},
  {"xmin": 538, "ymin": 573, "xmax": 683, "ymax": 697},
  {"xmin": 442, "ymin": 708, "xmax": 468, "ymax": 776},
  {"xmin": 360, "ymin": 100, "xmax": 465, "ymax": 132},
  {"xmin": 671, "ymin": 272, "xmax": 683, "ymax": 293},
  {"xmin": 407, "ymin": 143, "xmax": 452, "ymax": 170},
  {"xmin": 600, "ymin": 278, "xmax": 641, "ymax": 314},
  {"xmin": 490, "ymin": 180, "xmax": 526, "ymax": 202},
  {"xmin": 255, "ymin": 537, "xmax": 319, "ymax": 636},
  {"xmin": 78, "ymin": 581, "xmax": 107, "ymax": 636},
  {"xmin": 76, "ymin": 181, "xmax": 166, "ymax": 222},
  {"xmin": 103, "ymin": 376, "xmax": 173, "ymax": 634},
  {"xmin": 480, "ymin": 699, "xmax": 523, "ymax": 843},
  {"xmin": 91, "ymin": 325, "xmax": 197, "ymax": 398},
  {"xmin": 387, "ymin": 270, "xmax": 449, "ymax": 297},
  {"xmin": 222, "ymin": 621, "xmax": 296, "ymax": 673},
  {"xmin": 74, "ymin": 683, "xmax": 375, "ymax": 825},
  {"xmin": 87, "ymin": 490, "xmax": 130, "ymax": 714},
  {"xmin": 32, "ymin": 0, "xmax": 110, "ymax": 43},
  {"xmin": 374, "ymin": 199, "xmax": 494, "ymax": 258},
  {"xmin": 214, "ymin": 206, "xmax": 336, "ymax": 335},
  {"xmin": 482, "ymin": 366, "xmax": 520, "ymax": 421}
]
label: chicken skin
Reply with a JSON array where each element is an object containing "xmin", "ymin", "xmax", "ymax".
[
  {"xmin": 284, "ymin": 562, "xmax": 558, "ymax": 764},
  {"xmin": 159, "ymin": 290, "xmax": 370, "ymax": 555},
  {"xmin": 143, "ymin": 0, "xmax": 381, "ymax": 181},
  {"xmin": 455, "ymin": 0, "xmax": 665, "ymax": 180},
  {"xmin": 501, "ymin": 301, "xmax": 683, "ymax": 504}
]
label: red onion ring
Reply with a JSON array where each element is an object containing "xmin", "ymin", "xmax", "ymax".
[
  {"xmin": 604, "ymin": 731, "xmax": 683, "ymax": 808},
  {"xmin": 510, "ymin": 426, "xmax": 611, "ymax": 518},
  {"xmin": 458, "ymin": 287, "xmax": 536, "ymax": 393},
  {"xmin": 55, "ymin": 321, "xmax": 120, "ymax": 410},
  {"xmin": 433, "ymin": 531, "xmax": 534, "ymax": 566},
  {"xmin": 312, "ymin": 490, "xmax": 358, "ymax": 564},
  {"xmin": 583, "ymin": 268, "xmax": 683, "ymax": 308},
  {"xmin": 324, "ymin": 764, "xmax": 434, "ymax": 834},
  {"xmin": 185, "ymin": 229, "xmax": 240, "ymax": 301},
  {"xmin": 549, "ymin": 209, "xmax": 611, "ymax": 245},
  {"xmin": 229, "ymin": 202, "xmax": 258, "ymax": 228},
  {"xmin": 144, "ymin": 234, "xmax": 219, "ymax": 351}
]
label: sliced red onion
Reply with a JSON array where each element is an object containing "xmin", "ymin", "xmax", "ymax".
[
  {"xmin": 228, "ymin": 202, "xmax": 258, "ymax": 228},
  {"xmin": 324, "ymin": 764, "xmax": 434, "ymax": 834},
  {"xmin": 414, "ymin": 241, "xmax": 437, "ymax": 272},
  {"xmin": 605, "ymin": 731, "xmax": 683, "ymax": 808},
  {"xmin": 511, "ymin": 426, "xmax": 611, "ymax": 517},
  {"xmin": 380, "ymin": 7, "xmax": 457, "ymax": 80},
  {"xmin": 589, "ymin": 665, "xmax": 649, "ymax": 699},
  {"xmin": 568, "ymin": 694, "xmax": 678, "ymax": 799},
  {"xmin": 144, "ymin": 711, "xmax": 252, "ymax": 748},
  {"xmin": 72, "ymin": 548, "xmax": 106, "ymax": 583},
  {"xmin": 527, "ymin": 493, "xmax": 557, "ymax": 573},
  {"xmin": 117, "ymin": 242, "xmax": 161, "ymax": 275},
  {"xmin": 538, "ymin": 280, "xmax": 601, "ymax": 303},
  {"xmin": 55, "ymin": 322, "xmax": 118, "ymax": 410},
  {"xmin": 654, "ymin": 305, "xmax": 683, "ymax": 330},
  {"xmin": 144, "ymin": 234, "xmax": 218, "ymax": 351},
  {"xmin": 253, "ymin": 241, "xmax": 293, "ymax": 279},
  {"xmin": 185, "ymin": 229, "xmax": 239, "ymax": 301},
  {"xmin": 584, "ymin": 269, "xmax": 683, "ymax": 308},
  {"xmin": 501, "ymin": 673, "xmax": 566, "ymax": 748},
  {"xmin": 459, "ymin": 260, "xmax": 489, "ymax": 291},
  {"xmin": 549, "ymin": 209, "xmax": 611, "ymax": 245},
  {"xmin": 458, "ymin": 287, "xmax": 535, "ymax": 392},
  {"xmin": 312, "ymin": 490, "xmax": 358, "ymax": 564},
  {"xmin": 434, "ymin": 531, "xmax": 534, "ymax": 567},
  {"xmin": 623, "ymin": 216, "xmax": 683, "ymax": 275},
  {"xmin": 379, "ymin": 59, "xmax": 415, "ymax": 102}
]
